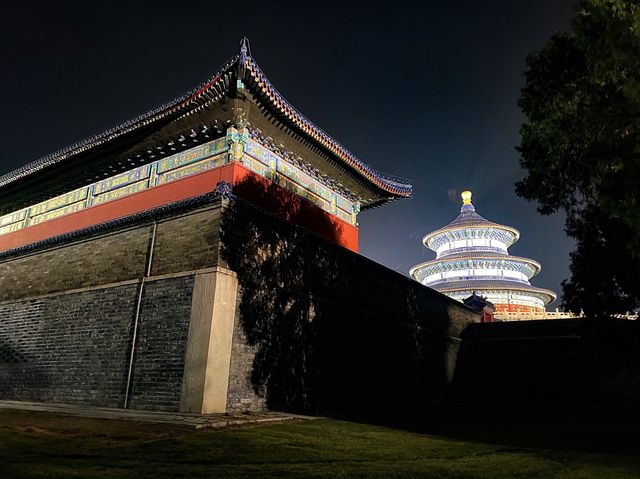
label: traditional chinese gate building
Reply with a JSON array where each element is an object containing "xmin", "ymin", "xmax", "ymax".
[
  {"xmin": 0, "ymin": 39, "xmax": 411, "ymax": 253},
  {"xmin": 0, "ymin": 40, "xmax": 482, "ymax": 414}
]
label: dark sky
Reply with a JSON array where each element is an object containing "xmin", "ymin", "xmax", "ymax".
[{"xmin": 1, "ymin": 1, "xmax": 576, "ymax": 303}]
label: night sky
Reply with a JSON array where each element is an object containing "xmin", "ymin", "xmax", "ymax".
[{"xmin": 1, "ymin": 1, "xmax": 576, "ymax": 304}]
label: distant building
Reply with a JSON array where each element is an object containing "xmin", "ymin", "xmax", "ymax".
[
  {"xmin": 463, "ymin": 292, "xmax": 495, "ymax": 323},
  {"xmin": 411, "ymin": 191, "xmax": 556, "ymax": 320}
]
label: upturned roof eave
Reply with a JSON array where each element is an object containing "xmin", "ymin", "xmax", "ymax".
[
  {"xmin": 423, "ymin": 221, "xmax": 521, "ymax": 250},
  {"xmin": 410, "ymin": 253, "xmax": 542, "ymax": 278},
  {"xmin": 0, "ymin": 55, "xmax": 240, "ymax": 191},
  {"xmin": 434, "ymin": 281, "xmax": 557, "ymax": 304},
  {"xmin": 0, "ymin": 43, "xmax": 411, "ymax": 201},
  {"xmin": 241, "ymin": 54, "xmax": 411, "ymax": 199}
]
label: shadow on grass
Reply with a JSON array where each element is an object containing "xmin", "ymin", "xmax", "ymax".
[
  {"xmin": 327, "ymin": 401, "xmax": 640, "ymax": 456},
  {"xmin": 219, "ymin": 177, "xmax": 640, "ymax": 456}
]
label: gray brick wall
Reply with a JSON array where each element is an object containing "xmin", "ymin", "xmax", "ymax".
[
  {"xmin": 0, "ymin": 203, "xmax": 221, "ymax": 410},
  {"xmin": 219, "ymin": 199, "xmax": 480, "ymax": 414},
  {"xmin": 226, "ymin": 289, "xmax": 266, "ymax": 413},
  {"xmin": 0, "ymin": 195, "xmax": 479, "ymax": 414},
  {"xmin": 0, "ymin": 284, "xmax": 138, "ymax": 406},
  {"xmin": 0, "ymin": 228, "xmax": 151, "ymax": 302},
  {"xmin": 128, "ymin": 276, "xmax": 194, "ymax": 411},
  {"xmin": 151, "ymin": 208, "xmax": 221, "ymax": 276},
  {"xmin": 0, "ymin": 276, "xmax": 196, "ymax": 410},
  {"xmin": 0, "ymin": 204, "xmax": 222, "ymax": 303}
]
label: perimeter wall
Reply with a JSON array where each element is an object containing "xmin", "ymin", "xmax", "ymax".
[
  {"xmin": 0, "ymin": 192, "xmax": 481, "ymax": 413},
  {"xmin": 0, "ymin": 202, "xmax": 222, "ymax": 411},
  {"xmin": 453, "ymin": 319, "xmax": 640, "ymax": 406}
]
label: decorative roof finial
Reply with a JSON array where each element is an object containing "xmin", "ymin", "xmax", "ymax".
[
  {"xmin": 238, "ymin": 37, "xmax": 251, "ymax": 80},
  {"xmin": 240, "ymin": 37, "xmax": 251, "ymax": 58},
  {"xmin": 461, "ymin": 190, "xmax": 472, "ymax": 206}
]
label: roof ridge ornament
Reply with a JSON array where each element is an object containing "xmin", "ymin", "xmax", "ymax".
[
  {"xmin": 240, "ymin": 36, "xmax": 251, "ymax": 58},
  {"xmin": 238, "ymin": 36, "xmax": 251, "ymax": 81}
]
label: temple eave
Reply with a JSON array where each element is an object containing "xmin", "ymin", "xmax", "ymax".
[
  {"xmin": 411, "ymin": 254, "xmax": 542, "ymax": 276},
  {"xmin": 0, "ymin": 47, "xmax": 411, "ymax": 213},
  {"xmin": 432, "ymin": 282, "xmax": 557, "ymax": 303},
  {"xmin": 424, "ymin": 223, "xmax": 520, "ymax": 249}
]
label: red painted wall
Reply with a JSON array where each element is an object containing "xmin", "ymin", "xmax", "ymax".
[
  {"xmin": 231, "ymin": 164, "xmax": 359, "ymax": 252},
  {"xmin": 481, "ymin": 309, "xmax": 495, "ymax": 323},
  {"xmin": 0, "ymin": 163, "xmax": 358, "ymax": 253},
  {"xmin": 494, "ymin": 303, "xmax": 545, "ymax": 313}
]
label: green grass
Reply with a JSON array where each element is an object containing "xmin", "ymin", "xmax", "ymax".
[{"xmin": 1, "ymin": 411, "xmax": 639, "ymax": 478}]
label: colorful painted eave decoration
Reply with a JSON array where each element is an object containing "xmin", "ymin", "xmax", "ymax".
[
  {"xmin": 412, "ymin": 255, "xmax": 542, "ymax": 277},
  {"xmin": 425, "ymin": 224, "xmax": 520, "ymax": 250},
  {"xmin": 241, "ymin": 56, "xmax": 412, "ymax": 198},
  {"xmin": 0, "ymin": 130, "xmax": 363, "ymax": 238},
  {"xmin": 434, "ymin": 281, "xmax": 557, "ymax": 303},
  {"xmin": 0, "ymin": 42, "xmax": 412, "ymax": 200}
]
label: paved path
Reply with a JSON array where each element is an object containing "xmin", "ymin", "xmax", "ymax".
[{"xmin": 0, "ymin": 400, "xmax": 317, "ymax": 429}]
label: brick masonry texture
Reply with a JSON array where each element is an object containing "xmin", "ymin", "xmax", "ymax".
[
  {"xmin": 0, "ymin": 204, "xmax": 222, "ymax": 302},
  {"xmin": 0, "ymin": 202, "xmax": 221, "ymax": 410},
  {"xmin": 127, "ymin": 276, "xmax": 195, "ymax": 411},
  {"xmin": 0, "ymin": 284, "xmax": 138, "ymax": 406},
  {"xmin": 5, "ymin": 192, "xmax": 637, "ymax": 416},
  {"xmin": 0, "ymin": 227, "xmax": 151, "ymax": 302},
  {"xmin": 226, "ymin": 290, "xmax": 266, "ymax": 413},
  {"xmin": 219, "ymin": 199, "xmax": 480, "ymax": 414},
  {"xmin": 0, "ymin": 194, "xmax": 479, "ymax": 414},
  {"xmin": 151, "ymin": 208, "xmax": 221, "ymax": 276}
]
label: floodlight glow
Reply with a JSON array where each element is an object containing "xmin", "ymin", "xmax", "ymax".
[{"xmin": 410, "ymin": 191, "xmax": 556, "ymax": 317}]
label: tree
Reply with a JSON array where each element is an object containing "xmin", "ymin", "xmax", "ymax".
[{"xmin": 516, "ymin": 0, "xmax": 640, "ymax": 318}]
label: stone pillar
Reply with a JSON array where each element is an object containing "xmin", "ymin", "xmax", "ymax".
[{"xmin": 179, "ymin": 266, "xmax": 238, "ymax": 413}]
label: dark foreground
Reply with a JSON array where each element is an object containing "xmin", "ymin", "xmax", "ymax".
[{"xmin": 1, "ymin": 410, "xmax": 639, "ymax": 478}]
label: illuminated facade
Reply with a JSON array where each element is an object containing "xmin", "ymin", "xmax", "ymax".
[
  {"xmin": 410, "ymin": 191, "xmax": 556, "ymax": 318},
  {"xmin": 0, "ymin": 39, "xmax": 411, "ymax": 255}
]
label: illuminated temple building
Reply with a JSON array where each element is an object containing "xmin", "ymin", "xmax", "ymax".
[
  {"xmin": 411, "ymin": 191, "xmax": 556, "ymax": 320},
  {"xmin": 0, "ymin": 39, "xmax": 444, "ymax": 414},
  {"xmin": 0, "ymin": 39, "xmax": 411, "ymax": 254}
]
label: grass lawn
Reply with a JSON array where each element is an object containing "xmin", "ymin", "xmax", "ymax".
[{"xmin": 1, "ymin": 410, "xmax": 639, "ymax": 478}]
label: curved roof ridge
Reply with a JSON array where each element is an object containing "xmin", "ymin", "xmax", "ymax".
[
  {"xmin": 241, "ymin": 54, "xmax": 412, "ymax": 196},
  {"xmin": 0, "ymin": 55, "xmax": 240, "ymax": 189},
  {"xmin": 448, "ymin": 208, "xmax": 491, "ymax": 227},
  {"xmin": 0, "ymin": 40, "xmax": 411, "ymax": 200}
]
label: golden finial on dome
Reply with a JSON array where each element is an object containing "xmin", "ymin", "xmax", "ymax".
[{"xmin": 461, "ymin": 190, "xmax": 472, "ymax": 206}]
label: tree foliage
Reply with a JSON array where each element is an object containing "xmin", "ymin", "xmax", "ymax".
[{"xmin": 516, "ymin": 0, "xmax": 640, "ymax": 317}]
